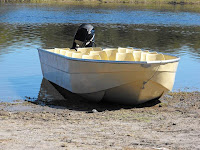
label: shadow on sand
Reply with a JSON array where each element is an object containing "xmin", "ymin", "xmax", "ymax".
[{"xmin": 28, "ymin": 78, "xmax": 161, "ymax": 112}]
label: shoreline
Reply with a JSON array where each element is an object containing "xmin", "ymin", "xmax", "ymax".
[
  {"xmin": 0, "ymin": 91, "xmax": 200, "ymax": 149},
  {"xmin": 1, "ymin": 0, "xmax": 200, "ymax": 5},
  {"xmin": 2, "ymin": 1, "xmax": 200, "ymax": 13}
]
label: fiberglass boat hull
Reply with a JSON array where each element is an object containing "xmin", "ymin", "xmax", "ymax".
[{"xmin": 38, "ymin": 48, "xmax": 179, "ymax": 105}]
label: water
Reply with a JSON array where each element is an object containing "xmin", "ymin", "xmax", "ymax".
[{"xmin": 0, "ymin": 3, "xmax": 200, "ymax": 102}]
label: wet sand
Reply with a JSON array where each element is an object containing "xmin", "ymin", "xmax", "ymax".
[{"xmin": 0, "ymin": 91, "xmax": 200, "ymax": 150}]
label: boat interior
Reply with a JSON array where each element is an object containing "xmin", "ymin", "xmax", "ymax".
[{"xmin": 45, "ymin": 47, "xmax": 177, "ymax": 62}]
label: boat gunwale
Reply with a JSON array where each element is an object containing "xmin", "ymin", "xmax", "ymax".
[{"xmin": 37, "ymin": 48, "xmax": 180, "ymax": 64}]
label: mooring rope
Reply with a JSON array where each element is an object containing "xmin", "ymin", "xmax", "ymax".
[{"xmin": 142, "ymin": 61, "xmax": 162, "ymax": 89}]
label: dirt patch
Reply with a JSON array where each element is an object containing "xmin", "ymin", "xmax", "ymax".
[{"xmin": 0, "ymin": 91, "xmax": 200, "ymax": 149}]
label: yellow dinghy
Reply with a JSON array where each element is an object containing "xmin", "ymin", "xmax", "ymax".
[{"xmin": 38, "ymin": 47, "xmax": 180, "ymax": 105}]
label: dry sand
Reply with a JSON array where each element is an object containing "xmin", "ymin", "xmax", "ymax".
[{"xmin": 0, "ymin": 91, "xmax": 200, "ymax": 150}]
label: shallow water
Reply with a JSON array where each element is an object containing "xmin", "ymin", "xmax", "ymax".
[{"xmin": 0, "ymin": 3, "xmax": 200, "ymax": 102}]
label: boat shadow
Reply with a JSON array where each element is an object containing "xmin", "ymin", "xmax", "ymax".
[{"xmin": 31, "ymin": 78, "xmax": 161, "ymax": 112}]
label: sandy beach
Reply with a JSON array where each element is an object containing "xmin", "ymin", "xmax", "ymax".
[{"xmin": 0, "ymin": 91, "xmax": 199, "ymax": 150}]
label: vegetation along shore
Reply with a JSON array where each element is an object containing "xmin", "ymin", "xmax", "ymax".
[{"xmin": 1, "ymin": 0, "xmax": 200, "ymax": 5}]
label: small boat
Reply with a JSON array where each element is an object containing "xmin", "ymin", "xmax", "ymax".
[{"xmin": 38, "ymin": 47, "xmax": 180, "ymax": 105}]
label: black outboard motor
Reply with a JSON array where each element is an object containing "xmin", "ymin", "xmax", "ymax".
[{"xmin": 72, "ymin": 24, "xmax": 95, "ymax": 49}]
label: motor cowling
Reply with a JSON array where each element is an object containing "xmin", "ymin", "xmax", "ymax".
[{"xmin": 72, "ymin": 24, "xmax": 95, "ymax": 49}]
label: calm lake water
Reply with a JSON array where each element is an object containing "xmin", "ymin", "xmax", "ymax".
[{"xmin": 0, "ymin": 3, "xmax": 200, "ymax": 102}]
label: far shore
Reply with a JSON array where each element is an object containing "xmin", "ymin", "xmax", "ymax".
[
  {"xmin": 2, "ymin": 0, "xmax": 200, "ymax": 13},
  {"xmin": 1, "ymin": 0, "xmax": 200, "ymax": 5}
]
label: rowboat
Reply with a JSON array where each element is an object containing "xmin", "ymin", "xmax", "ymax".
[{"xmin": 38, "ymin": 47, "xmax": 180, "ymax": 105}]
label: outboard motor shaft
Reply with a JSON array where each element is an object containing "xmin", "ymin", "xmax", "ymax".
[{"xmin": 72, "ymin": 24, "xmax": 95, "ymax": 49}]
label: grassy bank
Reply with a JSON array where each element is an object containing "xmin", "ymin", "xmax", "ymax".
[
  {"xmin": 1, "ymin": 0, "xmax": 200, "ymax": 4},
  {"xmin": 1, "ymin": 0, "xmax": 200, "ymax": 13}
]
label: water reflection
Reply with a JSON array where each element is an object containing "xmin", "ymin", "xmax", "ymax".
[
  {"xmin": 37, "ymin": 78, "xmax": 66, "ymax": 102},
  {"xmin": 34, "ymin": 78, "xmax": 160, "ymax": 110},
  {"xmin": 2, "ymin": 23, "xmax": 198, "ymax": 57},
  {"xmin": 0, "ymin": 24, "xmax": 41, "ymax": 55}
]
